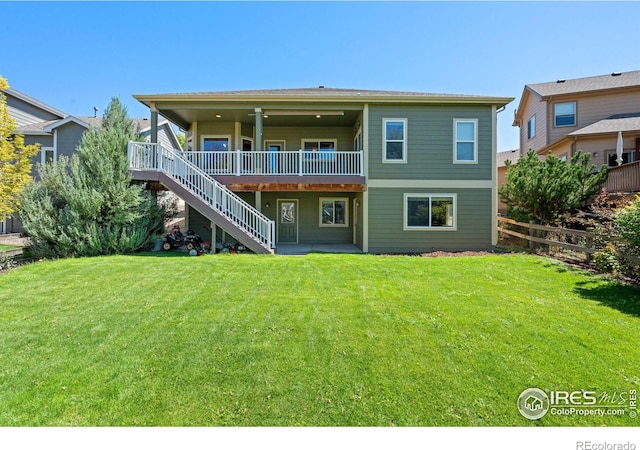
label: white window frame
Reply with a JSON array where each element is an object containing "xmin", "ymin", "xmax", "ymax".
[
  {"xmin": 453, "ymin": 119, "xmax": 478, "ymax": 164},
  {"xmin": 527, "ymin": 115, "xmax": 536, "ymax": 139},
  {"xmin": 201, "ymin": 135, "xmax": 231, "ymax": 151},
  {"xmin": 41, "ymin": 146, "xmax": 56, "ymax": 165},
  {"xmin": 382, "ymin": 118, "xmax": 407, "ymax": 163},
  {"xmin": 554, "ymin": 102, "xmax": 576, "ymax": 127},
  {"xmin": 319, "ymin": 197, "xmax": 349, "ymax": 228},
  {"xmin": 301, "ymin": 139, "xmax": 337, "ymax": 161},
  {"xmin": 403, "ymin": 193, "xmax": 457, "ymax": 231}
]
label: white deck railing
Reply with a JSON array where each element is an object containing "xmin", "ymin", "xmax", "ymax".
[
  {"xmin": 182, "ymin": 150, "xmax": 363, "ymax": 176},
  {"xmin": 128, "ymin": 141, "xmax": 275, "ymax": 250}
]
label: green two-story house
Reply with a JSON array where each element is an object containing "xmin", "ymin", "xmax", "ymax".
[{"xmin": 129, "ymin": 87, "xmax": 513, "ymax": 254}]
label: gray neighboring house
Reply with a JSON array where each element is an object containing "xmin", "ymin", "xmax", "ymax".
[
  {"xmin": 1, "ymin": 87, "xmax": 182, "ymax": 234},
  {"xmin": 130, "ymin": 87, "xmax": 514, "ymax": 253}
]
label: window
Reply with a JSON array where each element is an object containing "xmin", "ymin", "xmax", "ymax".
[
  {"xmin": 302, "ymin": 139, "xmax": 336, "ymax": 160},
  {"xmin": 554, "ymin": 102, "xmax": 576, "ymax": 127},
  {"xmin": 404, "ymin": 194, "xmax": 456, "ymax": 230},
  {"xmin": 383, "ymin": 118, "xmax": 407, "ymax": 162},
  {"xmin": 454, "ymin": 119, "xmax": 478, "ymax": 163},
  {"xmin": 202, "ymin": 136, "xmax": 230, "ymax": 152},
  {"xmin": 527, "ymin": 115, "xmax": 536, "ymax": 139},
  {"xmin": 41, "ymin": 147, "xmax": 56, "ymax": 165},
  {"xmin": 319, "ymin": 198, "xmax": 348, "ymax": 227},
  {"xmin": 607, "ymin": 150, "xmax": 636, "ymax": 167},
  {"xmin": 201, "ymin": 136, "xmax": 231, "ymax": 172}
]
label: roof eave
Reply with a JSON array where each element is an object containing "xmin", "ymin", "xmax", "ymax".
[{"xmin": 134, "ymin": 93, "xmax": 514, "ymax": 108}]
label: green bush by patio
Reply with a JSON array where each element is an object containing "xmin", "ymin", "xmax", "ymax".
[{"xmin": 0, "ymin": 253, "xmax": 638, "ymax": 426}]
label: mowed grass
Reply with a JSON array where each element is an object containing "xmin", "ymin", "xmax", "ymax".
[{"xmin": 0, "ymin": 253, "xmax": 638, "ymax": 426}]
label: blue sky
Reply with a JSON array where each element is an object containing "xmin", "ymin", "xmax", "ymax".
[{"xmin": 2, "ymin": 1, "xmax": 640, "ymax": 152}]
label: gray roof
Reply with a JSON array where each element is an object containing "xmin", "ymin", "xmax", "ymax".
[
  {"xmin": 569, "ymin": 113, "xmax": 640, "ymax": 136},
  {"xmin": 139, "ymin": 86, "xmax": 502, "ymax": 100},
  {"xmin": 497, "ymin": 149, "xmax": 520, "ymax": 167},
  {"xmin": 15, "ymin": 116, "xmax": 160, "ymax": 133},
  {"xmin": 527, "ymin": 70, "xmax": 640, "ymax": 97},
  {"xmin": 15, "ymin": 119, "xmax": 59, "ymax": 134}
]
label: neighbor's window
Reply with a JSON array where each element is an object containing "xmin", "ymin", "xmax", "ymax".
[
  {"xmin": 320, "ymin": 198, "xmax": 348, "ymax": 227},
  {"xmin": 607, "ymin": 150, "xmax": 635, "ymax": 167},
  {"xmin": 41, "ymin": 147, "xmax": 56, "ymax": 165},
  {"xmin": 404, "ymin": 194, "xmax": 456, "ymax": 230},
  {"xmin": 554, "ymin": 102, "xmax": 576, "ymax": 127},
  {"xmin": 383, "ymin": 118, "xmax": 407, "ymax": 162},
  {"xmin": 454, "ymin": 119, "xmax": 478, "ymax": 163},
  {"xmin": 527, "ymin": 115, "xmax": 536, "ymax": 139}
]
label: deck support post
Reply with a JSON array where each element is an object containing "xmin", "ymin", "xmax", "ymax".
[
  {"xmin": 254, "ymin": 108, "xmax": 263, "ymax": 151},
  {"xmin": 150, "ymin": 104, "xmax": 158, "ymax": 144}
]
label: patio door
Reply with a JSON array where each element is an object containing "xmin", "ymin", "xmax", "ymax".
[
  {"xmin": 265, "ymin": 141, "xmax": 285, "ymax": 174},
  {"xmin": 277, "ymin": 199, "xmax": 298, "ymax": 243}
]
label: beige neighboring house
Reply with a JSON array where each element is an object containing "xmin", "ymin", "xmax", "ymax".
[
  {"xmin": 496, "ymin": 149, "xmax": 520, "ymax": 214},
  {"xmin": 513, "ymin": 70, "xmax": 640, "ymax": 191}
]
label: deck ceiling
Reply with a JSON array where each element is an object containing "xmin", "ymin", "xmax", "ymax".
[{"xmin": 156, "ymin": 105, "xmax": 362, "ymax": 129}]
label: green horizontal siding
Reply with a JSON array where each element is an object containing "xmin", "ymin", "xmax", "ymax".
[
  {"xmin": 367, "ymin": 105, "xmax": 493, "ymax": 180},
  {"xmin": 259, "ymin": 192, "xmax": 356, "ymax": 245},
  {"xmin": 367, "ymin": 187, "xmax": 492, "ymax": 253}
]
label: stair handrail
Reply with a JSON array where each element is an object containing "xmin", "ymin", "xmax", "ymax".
[{"xmin": 129, "ymin": 141, "xmax": 275, "ymax": 250}]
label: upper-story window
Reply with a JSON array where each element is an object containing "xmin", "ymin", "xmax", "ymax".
[
  {"xmin": 527, "ymin": 115, "xmax": 536, "ymax": 139},
  {"xmin": 554, "ymin": 102, "xmax": 576, "ymax": 127},
  {"xmin": 453, "ymin": 119, "xmax": 478, "ymax": 164},
  {"xmin": 383, "ymin": 118, "xmax": 407, "ymax": 163}
]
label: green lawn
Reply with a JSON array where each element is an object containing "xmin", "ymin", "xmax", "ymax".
[{"xmin": 0, "ymin": 253, "xmax": 638, "ymax": 426}]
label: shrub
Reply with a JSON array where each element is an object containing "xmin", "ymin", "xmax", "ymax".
[
  {"xmin": 18, "ymin": 98, "xmax": 166, "ymax": 258},
  {"xmin": 614, "ymin": 194, "xmax": 640, "ymax": 257}
]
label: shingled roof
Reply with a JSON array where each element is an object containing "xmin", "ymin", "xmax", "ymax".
[
  {"xmin": 146, "ymin": 86, "xmax": 486, "ymax": 99},
  {"xmin": 568, "ymin": 113, "xmax": 640, "ymax": 136},
  {"xmin": 527, "ymin": 70, "xmax": 640, "ymax": 98}
]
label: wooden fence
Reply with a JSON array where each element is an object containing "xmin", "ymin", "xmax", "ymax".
[
  {"xmin": 497, "ymin": 217, "xmax": 640, "ymax": 265},
  {"xmin": 605, "ymin": 160, "xmax": 640, "ymax": 193},
  {"xmin": 497, "ymin": 217, "xmax": 596, "ymax": 261}
]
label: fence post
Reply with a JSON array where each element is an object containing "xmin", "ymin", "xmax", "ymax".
[
  {"xmin": 585, "ymin": 229, "xmax": 594, "ymax": 263},
  {"xmin": 529, "ymin": 221, "xmax": 536, "ymax": 252},
  {"xmin": 236, "ymin": 150, "xmax": 241, "ymax": 176}
]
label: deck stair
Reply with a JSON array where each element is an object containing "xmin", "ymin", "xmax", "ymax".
[{"xmin": 128, "ymin": 142, "xmax": 275, "ymax": 254}]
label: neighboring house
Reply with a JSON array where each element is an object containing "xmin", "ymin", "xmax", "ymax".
[
  {"xmin": 130, "ymin": 87, "xmax": 513, "ymax": 254},
  {"xmin": 512, "ymin": 70, "xmax": 640, "ymax": 191},
  {"xmin": 1, "ymin": 87, "xmax": 182, "ymax": 234},
  {"xmin": 496, "ymin": 149, "xmax": 520, "ymax": 214}
]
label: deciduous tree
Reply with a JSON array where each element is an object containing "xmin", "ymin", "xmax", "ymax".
[{"xmin": 0, "ymin": 76, "xmax": 39, "ymax": 219}]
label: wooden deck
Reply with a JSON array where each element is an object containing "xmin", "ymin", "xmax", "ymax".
[{"xmin": 604, "ymin": 161, "xmax": 640, "ymax": 192}]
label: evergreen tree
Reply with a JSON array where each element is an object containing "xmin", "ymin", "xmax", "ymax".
[
  {"xmin": 0, "ymin": 75, "xmax": 40, "ymax": 219},
  {"xmin": 499, "ymin": 150, "xmax": 608, "ymax": 224},
  {"xmin": 19, "ymin": 97, "xmax": 165, "ymax": 257}
]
